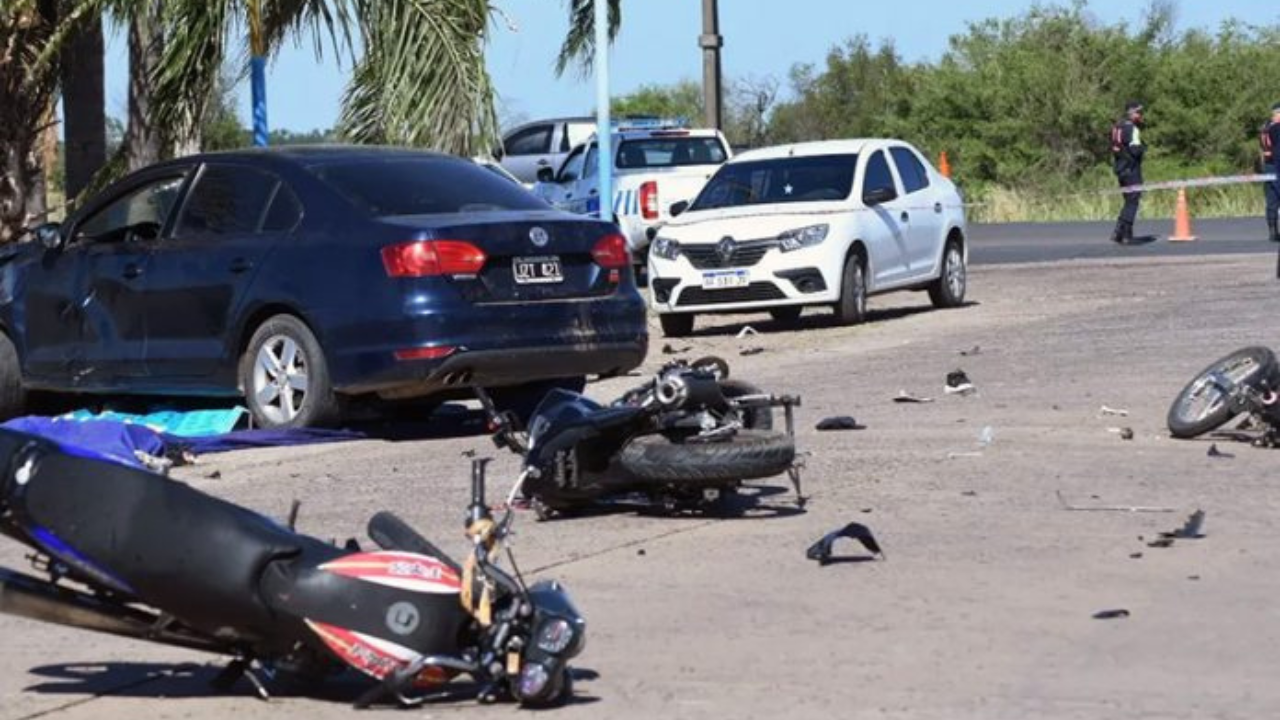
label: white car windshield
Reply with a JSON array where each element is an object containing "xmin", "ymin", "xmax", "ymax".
[{"xmin": 691, "ymin": 154, "xmax": 858, "ymax": 211}]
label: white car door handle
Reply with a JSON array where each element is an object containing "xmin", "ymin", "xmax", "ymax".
[
  {"xmin": 934, "ymin": 202, "xmax": 943, "ymax": 214},
  {"xmin": 900, "ymin": 211, "xmax": 910, "ymax": 223},
  {"xmin": 536, "ymin": 159, "xmax": 550, "ymax": 166}
]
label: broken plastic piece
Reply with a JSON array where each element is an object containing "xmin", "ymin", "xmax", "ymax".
[
  {"xmin": 959, "ymin": 345, "xmax": 982, "ymax": 357},
  {"xmin": 1092, "ymin": 609, "xmax": 1130, "ymax": 620},
  {"xmin": 1119, "ymin": 427, "xmax": 1135, "ymax": 441},
  {"xmin": 661, "ymin": 343, "xmax": 691, "ymax": 355},
  {"xmin": 1164, "ymin": 510, "xmax": 1206, "ymax": 540},
  {"xmin": 736, "ymin": 325, "xmax": 758, "ymax": 338},
  {"xmin": 944, "ymin": 369, "xmax": 976, "ymax": 395},
  {"xmin": 806, "ymin": 522, "xmax": 883, "ymax": 565},
  {"xmin": 1099, "ymin": 405, "xmax": 1130, "ymax": 417},
  {"xmin": 815, "ymin": 416, "xmax": 865, "ymax": 431},
  {"xmin": 894, "ymin": 391, "xmax": 935, "ymax": 404},
  {"xmin": 739, "ymin": 347, "xmax": 765, "ymax": 357}
]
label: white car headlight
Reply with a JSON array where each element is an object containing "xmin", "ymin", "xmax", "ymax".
[
  {"xmin": 777, "ymin": 224, "xmax": 829, "ymax": 252},
  {"xmin": 651, "ymin": 235, "xmax": 681, "ymax": 260}
]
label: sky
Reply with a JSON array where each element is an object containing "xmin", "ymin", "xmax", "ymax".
[{"xmin": 100, "ymin": 0, "xmax": 1278, "ymax": 134}]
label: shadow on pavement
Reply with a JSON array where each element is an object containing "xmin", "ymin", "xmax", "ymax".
[
  {"xmin": 24, "ymin": 660, "xmax": 602, "ymax": 707},
  {"xmin": 688, "ymin": 302, "xmax": 980, "ymax": 339}
]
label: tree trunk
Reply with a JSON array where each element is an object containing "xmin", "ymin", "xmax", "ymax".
[
  {"xmin": 124, "ymin": 0, "xmax": 164, "ymax": 171},
  {"xmin": 0, "ymin": 1, "xmax": 58, "ymax": 243},
  {"xmin": 59, "ymin": 2, "xmax": 106, "ymax": 204}
]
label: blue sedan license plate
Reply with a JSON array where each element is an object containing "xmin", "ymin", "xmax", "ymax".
[{"xmin": 513, "ymin": 256, "xmax": 564, "ymax": 284}]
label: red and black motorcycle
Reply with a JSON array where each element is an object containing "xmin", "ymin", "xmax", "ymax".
[{"xmin": 0, "ymin": 429, "xmax": 583, "ymax": 708}]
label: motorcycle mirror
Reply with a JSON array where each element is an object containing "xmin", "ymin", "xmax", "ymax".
[
  {"xmin": 32, "ymin": 222, "xmax": 63, "ymax": 250},
  {"xmin": 467, "ymin": 457, "xmax": 493, "ymax": 527}
]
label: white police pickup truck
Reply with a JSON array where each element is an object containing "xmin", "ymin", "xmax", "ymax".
[{"xmin": 532, "ymin": 124, "xmax": 732, "ymax": 263}]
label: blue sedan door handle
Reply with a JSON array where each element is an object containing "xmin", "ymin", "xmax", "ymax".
[
  {"xmin": 229, "ymin": 258, "xmax": 253, "ymax": 274},
  {"xmin": 123, "ymin": 263, "xmax": 143, "ymax": 280}
]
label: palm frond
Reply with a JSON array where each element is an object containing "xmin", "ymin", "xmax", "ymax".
[
  {"xmin": 338, "ymin": 0, "xmax": 498, "ymax": 155},
  {"xmin": 554, "ymin": 0, "xmax": 620, "ymax": 78},
  {"xmin": 149, "ymin": 0, "xmax": 234, "ymax": 141},
  {"xmin": 260, "ymin": 0, "xmax": 354, "ymax": 63}
]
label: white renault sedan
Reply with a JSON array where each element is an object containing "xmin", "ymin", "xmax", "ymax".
[{"xmin": 647, "ymin": 139, "xmax": 968, "ymax": 337}]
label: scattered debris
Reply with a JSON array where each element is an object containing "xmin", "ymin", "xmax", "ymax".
[
  {"xmin": 661, "ymin": 343, "xmax": 691, "ymax": 355},
  {"xmin": 206, "ymin": 470, "xmax": 222, "ymax": 480},
  {"xmin": 461, "ymin": 449, "xmax": 477, "ymax": 458},
  {"xmin": 739, "ymin": 347, "xmax": 765, "ymax": 357},
  {"xmin": 806, "ymin": 522, "xmax": 884, "ymax": 565},
  {"xmin": 815, "ymin": 416, "xmax": 866, "ymax": 431},
  {"xmin": 1147, "ymin": 537, "xmax": 1175, "ymax": 549},
  {"xmin": 1099, "ymin": 405, "xmax": 1130, "ymax": 417},
  {"xmin": 1119, "ymin": 427, "xmax": 1135, "ymax": 441},
  {"xmin": 736, "ymin": 325, "xmax": 758, "ymax": 338},
  {"xmin": 1055, "ymin": 491, "xmax": 1176, "ymax": 513},
  {"xmin": 947, "ymin": 451, "xmax": 985, "ymax": 459},
  {"xmin": 1207, "ymin": 443, "xmax": 1234, "ymax": 459},
  {"xmin": 978, "ymin": 426, "xmax": 995, "ymax": 447},
  {"xmin": 860, "ymin": 508, "xmax": 873, "ymax": 514},
  {"xmin": 961, "ymin": 490, "xmax": 978, "ymax": 497},
  {"xmin": 1165, "ymin": 510, "xmax": 1206, "ymax": 540},
  {"xmin": 1092, "ymin": 609, "xmax": 1131, "ymax": 620},
  {"xmin": 1187, "ymin": 575, "xmax": 1200, "ymax": 581},
  {"xmin": 1129, "ymin": 552, "xmax": 1143, "ymax": 559},
  {"xmin": 944, "ymin": 369, "xmax": 977, "ymax": 396},
  {"xmin": 959, "ymin": 345, "xmax": 982, "ymax": 357},
  {"xmin": 894, "ymin": 390, "xmax": 935, "ymax": 404},
  {"xmin": 636, "ymin": 548, "xmax": 646, "ymax": 556}
]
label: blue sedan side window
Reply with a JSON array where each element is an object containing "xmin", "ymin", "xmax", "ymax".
[{"xmin": 175, "ymin": 165, "xmax": 279, "ymax": 238}]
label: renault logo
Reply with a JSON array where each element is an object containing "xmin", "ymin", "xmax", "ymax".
[
  {"xmin": 716, "ymin": 236, "xmax": 736, "ymax": 265},
  {"xmin": 529, "ymin": 227, "xmax": 550, "ymax": 247}
]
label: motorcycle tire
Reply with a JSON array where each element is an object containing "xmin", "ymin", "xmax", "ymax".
[
  {"xmin": 719, "ymin": 379, "xmax": 773, "ymax": 430},
  {"xmin": 617, "ymin": 429, "xmax": 795, "ymax": 483},
  {"xmin": 1167, "ymin": 346, "xmax": 1279, "ymax": 439}
]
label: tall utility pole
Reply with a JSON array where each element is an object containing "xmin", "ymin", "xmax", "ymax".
[
  {"xmin": 700, "ymin": 0, "xmax": 723, "ymax": 130},
  {"xmin": 593, "ymin": 0, "xmax": 612, "ymax": 221}
]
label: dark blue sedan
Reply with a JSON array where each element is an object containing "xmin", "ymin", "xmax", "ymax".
[{"xmin": 6, "ymin": 147, "xmax": 649, "ymax": 427}]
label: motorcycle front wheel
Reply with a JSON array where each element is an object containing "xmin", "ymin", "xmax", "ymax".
[
  {"xmin": 1167, "ymin": 346, "xmax": 1278, "ymax": 439},
  {"xmin": 617, "ymin": 429, "xmax": 795, "ymax": 483}
]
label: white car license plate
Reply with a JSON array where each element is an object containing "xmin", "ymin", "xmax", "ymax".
[
  {"xmin": 701, "ymin": 270, "xmax": 750, "ymax": 290},
  {"xmin": 513, "ymin": 256, "xmax": 564, "ymax": 284}
]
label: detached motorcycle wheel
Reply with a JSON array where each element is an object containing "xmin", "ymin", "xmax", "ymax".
[
  {"xmin": 1167, "ymin": 346, "xmax": 1278, "ymax": 439},
  {"xmin": 618, "ymin": 430, "xmax": 795, "ymax": 483}
]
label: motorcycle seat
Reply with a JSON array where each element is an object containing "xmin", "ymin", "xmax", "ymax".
[{"xmin": 0, "ymin": 429, "xmax": 307, "ymax": 640}]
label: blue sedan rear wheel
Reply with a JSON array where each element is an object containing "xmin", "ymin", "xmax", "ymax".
[{"xmin": 241, "ymin": 315, "xmax": 342, "ymax": 428}]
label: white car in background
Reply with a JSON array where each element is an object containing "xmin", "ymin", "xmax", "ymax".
[
  {"xmin": 498, "ymin": 117, "xmax": 597, "ymax": 184},
  {"xmin": 647, "ymin": 139, "xmax": 968, "ymax": 337},
  {"xmin": 532, "ymin": 125, "xmax": 731, "ymax": 262}
]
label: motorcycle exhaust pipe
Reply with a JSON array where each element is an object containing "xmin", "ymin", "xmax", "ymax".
[
  {"xmin": 655, "ymin": 372, "xmax": 725, "ymax": 410},
  {"xmin": 0, "ymin": 567, "xmax": 221, "ymax": 653}
]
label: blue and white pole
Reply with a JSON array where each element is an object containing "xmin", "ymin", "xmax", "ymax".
[
  {"xmin": 249, "ymin": 0, "xmax": 268, "ymax": 147},
  {"xmin": 593, "ymin": 0, "xmax": 611, "ymax": 222}
]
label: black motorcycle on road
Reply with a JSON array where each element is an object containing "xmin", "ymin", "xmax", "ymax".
[
  {"xmin": 1168, "ymin": 346, "xmax": 1280, "ymax": 444},
  {"xmin": 479, "ymin": 358, "xmax": 804, "ymax": 518},
  {"xmin": 0, "ymin": 429, "xmax": 583, "ymax": 708}
]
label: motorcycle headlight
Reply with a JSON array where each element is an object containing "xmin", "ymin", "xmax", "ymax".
[
  {"xmin": 536, "ymin": 617, "xmax": 578, "ymax": 655},
  {"xmin": 517, "ymin": 661, "xmax": 551, "ymax": 700},
  {"xmin": 777, "ymin": 224, "xmax": 829, "ymax": 252},
  {"xmin": 651, "ymin": 235, "xmax": 681, "ymax": 260}
]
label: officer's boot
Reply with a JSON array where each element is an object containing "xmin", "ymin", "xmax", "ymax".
[
  {"xmin": 1110, "ymin": 220, "xmax": 1127, "ymax": 245},
  {"xmin": 1123, "ymin": 221, "xmax": 1136, "ymax": 244},
  {"xmin": 1268, "ymin": 217, "xmax": 1279, "ymax": 243}
]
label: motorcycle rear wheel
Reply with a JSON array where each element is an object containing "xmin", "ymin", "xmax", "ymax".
[
  {"xmin": 1167, "ymin": 346, "xmax": 1278, "ymax": 439},
  {"xmin": 618, "ymin": 429, "xmax": 795, "ymax": 483}
]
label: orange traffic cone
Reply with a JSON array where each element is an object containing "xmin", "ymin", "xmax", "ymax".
[
  {"xmin": 938, "ymin": 151, "xmax": 952, "ymax": 179},
  {"xmin": 1169, "ymin": 188, "xmax": 1197, "ymax": 242}
]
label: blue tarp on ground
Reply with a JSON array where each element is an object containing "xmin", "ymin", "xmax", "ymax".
[
  {"xmin": 2, "ymin": 417, "xmax": 167, "ymax": 469},
  {"xmin": 1, "ymin": 417, "xmax": 364, "ymax": 471},
  {"xmin": 63, "ymin": 407, "xmax": 248, "ymax": 437}
]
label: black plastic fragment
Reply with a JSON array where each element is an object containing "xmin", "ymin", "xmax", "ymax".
[
  {"xmin": 815, "ymin": 416, "xmax": 866, "ymax": 431},
  {"xmin": 806, "ymin": 522, "xmax": 883, "ymax": 565},
  {"xmin": 1092, "ymin": 609, "xmax": 1130, "ymax": 620}
]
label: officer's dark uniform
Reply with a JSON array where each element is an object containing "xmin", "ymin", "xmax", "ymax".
[
  {"xmin": 1111, "ymin": 102, "xmax": 1146, "ymax": 244},
  {"xmin": 1262, "ymin": 103, "xmax": 1280, "ymax": 243}
]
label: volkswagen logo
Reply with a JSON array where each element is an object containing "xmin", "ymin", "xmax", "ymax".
[
  {"xmin": 716, "ymin": 236, "xmax": 736, "ymax": 265},
  {"xmin": 529, "ymin": 227, "xmax": 550, "ymax": 247}
]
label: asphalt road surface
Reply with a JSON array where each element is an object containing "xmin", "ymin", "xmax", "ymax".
[
  {"xmin": 970, "ymin": 217, "xmax": 1273, "ymax": 265},
  {"xmin": 3, "ymin": 239, "xmax": 1280, "ymax": 720}
]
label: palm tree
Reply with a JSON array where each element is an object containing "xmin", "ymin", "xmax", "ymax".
[
  {"xmin": 58, "ymin": 0, "xmax": 105, "ymax": 199},
  {"xmin": 555, "ymin": 0, "xmax": 620, "ymax": 78},
  {"xmin": 0, "ymin": 0, "xmax": 59, "ymax": 243}
]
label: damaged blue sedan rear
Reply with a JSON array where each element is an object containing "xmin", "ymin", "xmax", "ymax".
[{"xmin": 1, "ymin": 147, "xmax": 649, "ymax": 427}]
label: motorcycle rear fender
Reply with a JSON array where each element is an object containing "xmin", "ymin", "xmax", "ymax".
[{"xmin": 260, "ymin": 547, "xmax": 470, "ymax": 682}]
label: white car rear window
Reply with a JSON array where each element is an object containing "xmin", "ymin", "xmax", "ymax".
[{"xmin": 616, "ymin": 137, "xmax": 728, "ymax": 169}]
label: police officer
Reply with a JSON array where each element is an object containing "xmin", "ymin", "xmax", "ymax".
[
  {"xmin": 1111, "ymin": 101, "xmax": 1146, "ymax": 245},
  {"xmin": 1262, "ymin": 102, "xmax": 1280, "ymax": 243}
]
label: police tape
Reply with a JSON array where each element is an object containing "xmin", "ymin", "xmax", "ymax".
[{"xmin": 941, "ymin": 171, "xmax": 1280, "ymax": 210}]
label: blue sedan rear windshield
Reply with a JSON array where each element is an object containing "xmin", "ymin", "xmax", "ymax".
[
  {"xmin": 311, "ymin": 158, "xmax": 548, "ymax": 216},
  {"xmin": 691, "ymin": 154, "xmax": 858, "ymax": 211}
]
